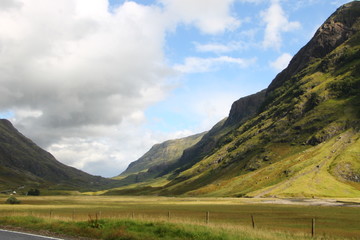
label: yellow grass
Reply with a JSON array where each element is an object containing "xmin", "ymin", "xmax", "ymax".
[{"xmin": 0, "ymin": 195, "xmax": 359, "ymax": 239}]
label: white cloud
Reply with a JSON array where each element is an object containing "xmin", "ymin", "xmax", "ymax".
[
  {"xmin": 270, "ymin": 52, "xmax": 292, "ymax": 71},
  {"xmin": 159, "ymin": 0, "xmax": 240, "ymax": 34},
  {"xmin": 0, "ymin": 0, "xmax": 174, "ymax": 176},
  {"xmin": 195, "ymin": 43, "xmax": 234, "ymax": 53},
  {"xmin": 0, "ymin": 0, "xmax": 247, "ymax": 177},
  {"xmin": 261, "ymin": 0, "xmax": 301, "ymax": 49},
  {"xmin": 0, "ymin": 0, "xmax": 22, "ymax": 11},
  {"xmin": 174, "ymin": 56, "xmax": 256, "ymax": 73}
]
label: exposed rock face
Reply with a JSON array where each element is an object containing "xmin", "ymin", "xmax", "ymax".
[
  {"xmin": 224, "ymin": 89, "xmax": 266, "ymax": 127},
  {"xmin": 267, "ymin": 1, "xmax": 360, "ymax": 94}
]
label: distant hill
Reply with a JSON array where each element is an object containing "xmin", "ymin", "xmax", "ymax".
[
  {"xmin": 107, "ymin": 2, "xmax": 360, "ymax": 198},
  {"xmin": 0, "ymin": 119, "xmax": 118, "ymax": 192},
  {"xmin": 120, "ymin": 132, "xmax": 206, "ymax": 176},
  {"xmin": 112, "ymin": 132, "xmax": 205, "ymax": 187}
]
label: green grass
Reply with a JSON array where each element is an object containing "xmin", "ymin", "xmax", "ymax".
[
  {"xmin": 0, "ymin": 215, "xmax": 323, "ymax": 240},
  {"xmin": 0, "ymin": 196, "xmax": 359, "ymax": 239}
]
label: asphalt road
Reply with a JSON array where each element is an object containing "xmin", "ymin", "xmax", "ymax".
[{"xmin": 0, "ymin": 229, "xmax": 65, "ymax": 240}]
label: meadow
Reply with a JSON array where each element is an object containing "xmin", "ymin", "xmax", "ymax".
[{"xmin": 0, "ymin": 195, "xmax": 359, "ymax": 240}]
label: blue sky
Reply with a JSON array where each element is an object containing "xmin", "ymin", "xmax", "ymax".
[
  {"xmin": 0, "ymin": 0, "xmax": 352, "ymax": 176},
  {"xmin": 140, "ymin": 0, "xmax": 350, "ymax": 134}
]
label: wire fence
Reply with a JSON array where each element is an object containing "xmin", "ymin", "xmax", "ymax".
[{"xmin": 1, "ymin": 208, "xmax": 358, "ymax": 239}]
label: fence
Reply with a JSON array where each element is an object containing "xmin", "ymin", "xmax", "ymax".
[{"xmin": 0, "ymin": 208, "xmax": 325, "ymax": 238}]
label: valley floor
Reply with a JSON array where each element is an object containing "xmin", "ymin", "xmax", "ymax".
[{"xmin": 0, "ymin": 195, "xmax": 359, "ymax": 239}]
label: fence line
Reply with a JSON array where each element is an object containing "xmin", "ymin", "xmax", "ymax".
[{"xmin": 0, "ymin": 209, "xmax": 324, "ymax": 238}]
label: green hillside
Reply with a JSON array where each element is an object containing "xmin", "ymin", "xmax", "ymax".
[
  {"xmin": 0, "ymin": 119, "xmax": 119, "ymax": 192},
  {"xmin": 111, "ymin": 132, "xmax": 205, "ymax": 189},
  {"xmin": 108, "ymin": 2, "xmax": 360, "ymax": 198},
  {"xmin": 120, "ymin": 132, "xmax": 206, "ymax": 176}
]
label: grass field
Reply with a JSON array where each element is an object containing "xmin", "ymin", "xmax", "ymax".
[{"xmin": 0, "ymin": 195, "xmax": 359, "ymax": 239}]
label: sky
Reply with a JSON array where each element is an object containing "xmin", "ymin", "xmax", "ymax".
[{"xmin": 0, "ymin": 0, "xmax": 353, "ymax": 177}]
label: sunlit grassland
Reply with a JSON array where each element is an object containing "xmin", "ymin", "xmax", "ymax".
[
  {"xmin": 184, "ymin": 130, "xmax": 360, "ymax": 198},
  {"xmin": 0, "ymin": 195, "xmax": 359, "ymax": 239},
  {"xmin": 0, "ymin": 215, "xmax": 323, "ymax": 240}
]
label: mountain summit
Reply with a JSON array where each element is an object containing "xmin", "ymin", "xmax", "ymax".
[{"xmin": 111, "ymin": 2, "xmax": 360, "ymax": 197}]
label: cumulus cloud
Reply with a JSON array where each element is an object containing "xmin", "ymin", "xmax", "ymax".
[
  {"xmin": 159, "ymin": 0, "xmax": 240, "ymax": 34},
  {"xmin": 270, "ymin": 53, "xmax": 292, "ymax": 71},
  {"xmin": 174, "ymin": 56, "xmax": 257, "ymax": 73},
  {"xmin": 47, "ymin": 118, "xmax": 161, "ymax": 177},
  {"xmin": 261, "ymin": 0, "xmax": 301, "ymax": 49},
  {"xmin": 0, "ymin": 0, "xmax": 22, "ymax": 11},
  {"xmin": 1, "ymin": 0, "xmax": 169, "ymax": 130},
  {"xmin": 0, "ymin": 0, "xmax": 171, "ymax": 176},
  {"xmin": 0, "ymin": 0, "xmax": 245, "ymax": 177}
]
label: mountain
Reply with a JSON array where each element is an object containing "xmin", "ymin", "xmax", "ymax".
[
  {"xmin": 0, "ymin": 119, "xmax": 118, "ymax": 192},
  {"xmin": 159, "ymin": 89, "xmax": 267, "ymax": 178},
  {"xmin": 109, "ymin": 1, "xmax": 360, "ymax": 198},
  {"xmin": 111, "ymin": 132, "xmax": 205, "ymax": 187},
  {"xmin": 120, "ymin": 132, "xmax": 206, "ymax": 176}
]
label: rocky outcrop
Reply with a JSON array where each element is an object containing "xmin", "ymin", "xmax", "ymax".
[
  {"xmin": 267, "ymin": 1, "xmax": 360, "ymax": 94},
  {"xmin": 224, "ymin": 89, "xmax": 266, "ymax": 127}
]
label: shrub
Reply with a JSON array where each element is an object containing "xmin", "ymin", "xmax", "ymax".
[
  {"xmin": 88, "ymin": 214, "xmax": 103, "ymax": 229},
  {"xmin": 27, "ymin": 188, "xmax": 40, "ymax": 196},
  {"xmin": 5, "ymin": 196, "xmax": 21, "ymax": 204}
]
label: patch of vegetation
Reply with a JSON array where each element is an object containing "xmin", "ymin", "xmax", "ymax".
[
  {"xmin": 0, "ymin": 196, "xmax": 359, "ymax": 239},
  {"xmin": 5, "ymin": 196, "xmax": 21, "ymax": 204},
  {"xmin": 27, "ymin": 188, "xmax": 40, "ymax": 196},
  {"xmin": 0, "ymin": 216, "xmax": 288, "ymax": 240}
]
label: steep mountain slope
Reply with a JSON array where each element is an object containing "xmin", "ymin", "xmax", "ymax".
[
  {"xmin": 161, "ymin": 90, "xmax": 267, "ymax": 177},
  {"xmin": 111, "ymin": 132, "xmax": 205, "ymax": 187},
  {"xmin": 111, "ymin": 2, "xmax": 360, "ymax": 197},
  {"xmin": 0, "ymin": 119, "xmax": 118, "ymax": 192},
  {"xmin": 120, "ymin": 132, "xmax": 205, "ymax": 176}
]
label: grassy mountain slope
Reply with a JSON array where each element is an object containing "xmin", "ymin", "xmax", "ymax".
[
  {"xmin": 159, "ymin": 1, "xmax": 360, "ymax": 197},
  {"xmin": 109, "ymin": 2, "xmax": 360, "ymax": 198},
  {"xmin": 120, "ymin": 132, "xmax": 206, "ymax": 176},
  {"xmin": 0, "ymin": 119, "xmax": 119, "ymax": 192},
  {"xmin": 110, "ymin": 132, "xmax": 206, "ymax": 187}
]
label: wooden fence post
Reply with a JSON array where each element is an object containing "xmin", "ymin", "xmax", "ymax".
[
  {"xmin": 251, "ymin": 215, "xmax": 255, "ymax": 229},
  {"xmin": 132, "ymin": 212, "xmax": 134, "ymax": 219},
  {"xmin": 168, "ymin": 211, "xmax": 170, "ymax": 221},
  {"xmin": 206, "ymin": 211, "xmax": 210, "ymax": 224},
  {"xmin": 312, "ymin": 218, "xmax": 315, "ymax": 237}
]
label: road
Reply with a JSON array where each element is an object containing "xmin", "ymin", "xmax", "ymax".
[{"xmin": 0, "ymin": 229, "xmax": 65, "ymax": 240}]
